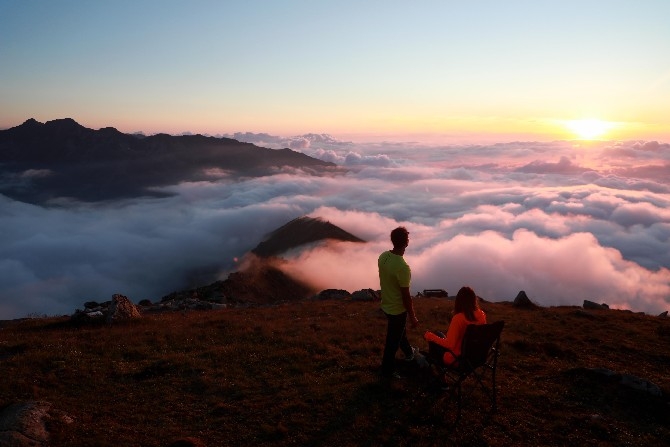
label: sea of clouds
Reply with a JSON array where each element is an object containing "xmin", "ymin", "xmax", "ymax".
[{"xmin": 1, "ymin": 136, "xmax": 669, "ymax": 319}]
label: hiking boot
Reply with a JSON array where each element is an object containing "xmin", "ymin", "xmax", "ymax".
[
  {"xmin": 403, "ymin": 346, "xmax": 417, "ymax": 362},
  {"xmin": 380, "ymin": 371, "xmax": 404, "ymax": 380}
]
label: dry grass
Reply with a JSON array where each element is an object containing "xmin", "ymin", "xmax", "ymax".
[{"xmin": 1, "ymin": 298, "xmax": 669, "ymax": 446}]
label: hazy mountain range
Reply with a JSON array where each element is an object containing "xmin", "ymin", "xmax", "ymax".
[{"xmin": 0, "ymin": 118, "xmax": 339, "ymax": 204}]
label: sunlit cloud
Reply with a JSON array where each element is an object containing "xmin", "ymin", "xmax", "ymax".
[
  {"xmin": 564, "ymin": 119, "xmax": 617, "ymax": 140},
  {"xmin": 1, "ymin": 137, "xmax": 670, "ymax": 319}
]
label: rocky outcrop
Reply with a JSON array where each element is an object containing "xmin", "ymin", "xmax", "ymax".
[
  {"xmin": 72, "ymin": 295, "xmax": 229, "ymax": 322},
  {"xmin": 106, "ymin": 294, "xmax": 142, "ymax": 323},
  {"xmin": 161, "ymin": 256, "xmax": 319, "ymax": 306},
  {"xmin": 71, "ymin": 294, "xmax": 141, "ymax": 323}
]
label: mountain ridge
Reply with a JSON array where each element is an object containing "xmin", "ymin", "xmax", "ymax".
[
  {"xmin": 160, "ymin": 216, "xmax": 366, "ymax": 306},
  {"xmin": 252, "ymin": 216, "xmax": 365, "ymax": 258},
  {"xmin": 0, "ymin": 118, "xmax": 341, "ymax": 204}
]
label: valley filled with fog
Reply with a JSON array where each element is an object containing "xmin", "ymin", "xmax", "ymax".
[{"xmin": 2, "ymin": 136, "xmax": 669, "ymax": 319}]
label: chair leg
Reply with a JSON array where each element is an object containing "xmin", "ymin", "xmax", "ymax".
[
  {"xmin": 456, "ymin": 384, "xmax": 462, "ymax": 421},
  {"xmin": 491, "ymin": 367, "xmax": 497, "ymax": 413}
]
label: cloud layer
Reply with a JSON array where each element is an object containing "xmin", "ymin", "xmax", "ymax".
[{"xmin": 2, "ymin": 137, "xmax": 669, "ymax": 319}]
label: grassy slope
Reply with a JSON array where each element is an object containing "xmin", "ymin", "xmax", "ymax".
[{"xmin": 1, "ymin": 298, "xmax": 668, "ymax": 447}]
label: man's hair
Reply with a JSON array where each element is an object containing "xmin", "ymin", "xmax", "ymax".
[
  {"xmin": 453, "ymin": 286, "xmax": 480, "ymax": 321},
  {"xmin": 390, "ymin": 226, "xmax": 409, "ymax": 247}
]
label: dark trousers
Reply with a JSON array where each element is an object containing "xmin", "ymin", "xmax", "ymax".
[{"xmin": 381, "ymin": 311, "xmax": 412, "ymax": 375}]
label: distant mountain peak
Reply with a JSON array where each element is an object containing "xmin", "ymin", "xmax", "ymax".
[
  {"xmin": 21, "ymin": 118, "xmax": 41, "ymax": 127},
  {"xmin": 44, "ymin": 117, "xmax": 86, "ymax": 131},
  {"xmin": 252, "ymin": 216, "xmax": 365, "ymax": 257},
  {"xmin": 46, "ymin": 117, "xmax": 78, "ymax": 124}
]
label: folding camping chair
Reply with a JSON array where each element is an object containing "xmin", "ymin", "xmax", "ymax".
[{"xmin": 423, "ymin": 320, "xmax": 505, "ymax": 420}]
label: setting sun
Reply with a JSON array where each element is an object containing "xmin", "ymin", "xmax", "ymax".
[{"xmin": 565, "ymin": 119, "xmax": 615, "ymax": 140}]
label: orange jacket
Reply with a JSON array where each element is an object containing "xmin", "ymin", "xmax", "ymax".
[{"xmin": 424, "ymin": 309, "xmax": 487, "ymax": 365}]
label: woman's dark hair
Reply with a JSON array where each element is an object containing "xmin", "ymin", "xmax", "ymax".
[
  {"xmin": 453, "ymin": 286, "xmax": 479, "ymax": 321},
  {"xmin": 390, "ymin": 226, "xmax": 409, "ymax": 248}
]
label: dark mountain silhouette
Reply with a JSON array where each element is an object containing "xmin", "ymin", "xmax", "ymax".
[
  {"xmin": 161, "ymin": 216, "xmax": 366, "ymax": 305},
  {"xmin": 0, "ymin": 118, "xmax": 340, "ymax": 204},
  {"xmin": 252, "ymin": 216, "xmax": 366, "ymax": 257}
]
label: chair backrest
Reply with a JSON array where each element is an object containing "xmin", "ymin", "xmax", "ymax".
[{"xmin": 460, "ymin": 320, "xmax": 505, "ymax": 368}]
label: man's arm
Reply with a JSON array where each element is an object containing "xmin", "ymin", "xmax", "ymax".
[{"xmin": 401, "ymin": 287, "xmax": 419, "ymax": 328}]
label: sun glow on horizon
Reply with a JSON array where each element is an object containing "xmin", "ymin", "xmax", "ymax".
[{"xmin": 565, "ymin": 119, "xmax": 616, "ymax": 140}]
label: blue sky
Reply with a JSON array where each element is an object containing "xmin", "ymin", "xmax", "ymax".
[{"xmin": 2, "ymin": 1, "xmax": 669, "ymax": 142}]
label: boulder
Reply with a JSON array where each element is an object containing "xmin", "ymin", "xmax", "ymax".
[
  {"xmin": 422, "ymin": 289, "xmax": 448, "ymax": 297},
  {"xmin": 70, "ymin": 308, "xmax": 105, "ymax": 323},
  {"xmin": 513, "ymin": 290, "xmax": 537, "ymax": 308},
  {"xmin": 658, "ymin": 311, "xmax": 668, "ymax": 318},
  {"xmin": 574, "ymin": 368, "xmax": 662, "ymax": 397},
  {"xmin": 583, "ymin": 300, "xmax": 609, "ymax": 310},
  {"xmin": 351, "ymin": 289, "xmax": 378, "ymax": 301},
  {"xmin": 313, "ymin": 289, "xmax": 351, "ymax": 300},
  {"xmin": 106, "ymin": 294, "xmax": 141, "ymax": 323},
  {"xmin": 0, "ymin": 401, "xmax": 52, "ymax": 446}
]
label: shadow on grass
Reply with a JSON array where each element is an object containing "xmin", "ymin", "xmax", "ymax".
[{"xmin": 308, "ymin": 361, "xmax": 498, "ymax": 447}]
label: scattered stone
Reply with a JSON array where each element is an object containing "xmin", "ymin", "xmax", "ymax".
[
  {"xmin": 583, "ymin": 300, "xmax": 609, "ymax": 310},
  {"xmin": 569, "ymin": 367, "xmax": 663, "ymax": 397}
]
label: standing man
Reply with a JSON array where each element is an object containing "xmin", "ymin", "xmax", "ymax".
[{"xmin": 378, "ymin": 226, "xmax": 419, "ymax": 378}]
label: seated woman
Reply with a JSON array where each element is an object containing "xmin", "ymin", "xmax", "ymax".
[{"xmin": 424, "ymin": 286, "xmax": 487, "ymax": 365}]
